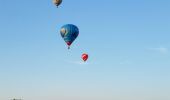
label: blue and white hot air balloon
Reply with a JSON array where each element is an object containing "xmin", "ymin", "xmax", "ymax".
[{"xmin": 60, "ymin": 24, "xmax": 79, "ymax": 49}]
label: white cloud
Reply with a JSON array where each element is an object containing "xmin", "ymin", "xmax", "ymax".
[
  {"xmin": 120, "ymin": 60, "xmax": 133, "ymax": 65},
  {"xmin": 66, "ymin": 60, "xmax": 89, "ymax": 65},
  {"xmin": 149, "ymin": 47, "xmax": 168, "ymax": 54}
]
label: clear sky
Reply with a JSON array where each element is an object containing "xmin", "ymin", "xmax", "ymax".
[{"xmin": 0, "ymin": 0, "xmax": 170, "ymax": 100}]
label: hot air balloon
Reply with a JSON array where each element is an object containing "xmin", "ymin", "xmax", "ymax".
[
  {"xmin": 60, "ymin": 24, "xmax": 79, "ymax": 49},
  {"xmin": 82, "ymin": 53, "xmax": 88, "ymax": 62},
  {"xmin": 53, "ymin": 0, "xmax": 62, "ymax": 7}
]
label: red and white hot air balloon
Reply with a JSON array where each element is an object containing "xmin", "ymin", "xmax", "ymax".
[{"xmin": 81, "ymin": 53, "xmax": 88, "ymax": 62}]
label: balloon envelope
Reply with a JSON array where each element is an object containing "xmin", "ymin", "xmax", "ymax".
[
  {"xmin": 82, "ymin": 53, "xmax": 88, "ymax": 62},
  {"xmin": 53, "ymin": 0, "xmax": 62, "ymax": 7},
  {"xmin": 60, "ymin": 24, "xmax": 79, "ymax": 49}
]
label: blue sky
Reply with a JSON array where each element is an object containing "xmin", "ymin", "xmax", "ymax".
[{"xmin": 0, "ymin": 0, "xmax": 170, "ymax": 100}]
